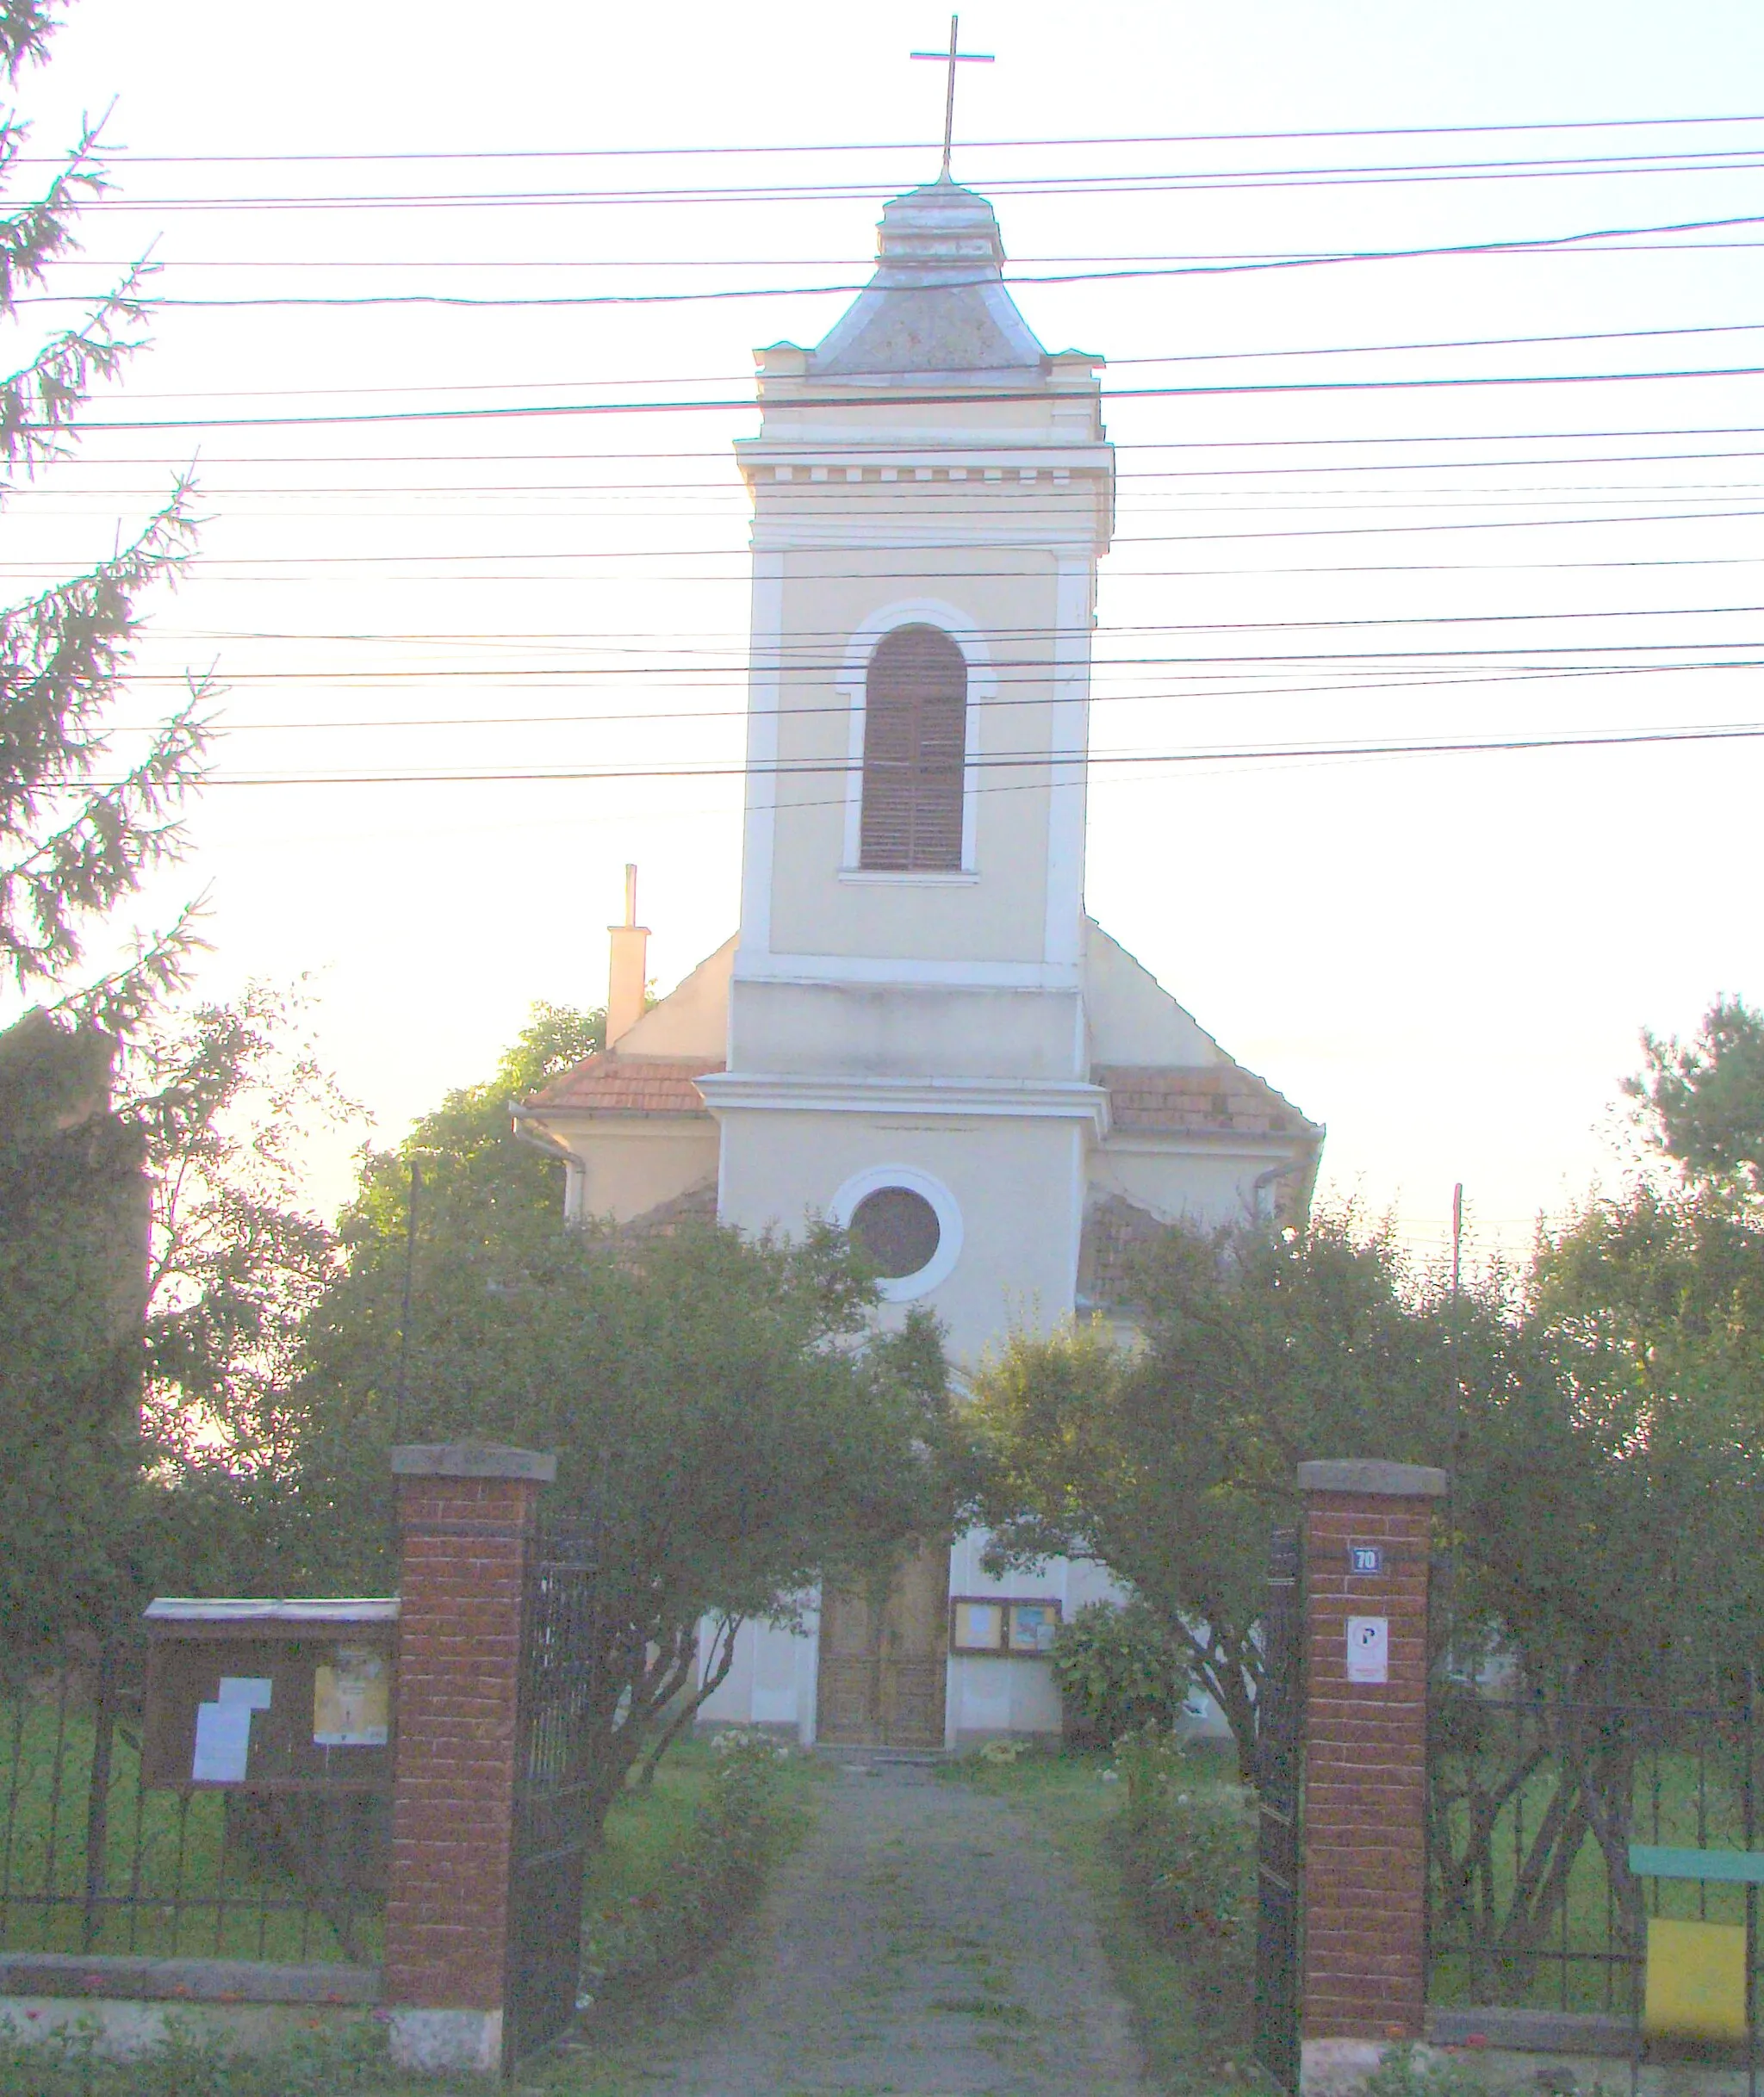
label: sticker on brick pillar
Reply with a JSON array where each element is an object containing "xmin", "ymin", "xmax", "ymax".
[{"xmin": 1346, "ymin": 1615, "xmax": 1389, "ymax": 1684}]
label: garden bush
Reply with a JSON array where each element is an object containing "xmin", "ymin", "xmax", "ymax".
[
  {"xmin": 0, "ymin": 2014, "xmax": 396, "ymax": 2096},
  {"xmin": 582, "ymin": 1729, "xmax": 791, "ymax": 2007},
  {"xmin": 1050, "ymin": 1598, "xmax": 1193, "ymax": 1749},
  {"xmin": 1109, "ymin": 1728, "xmax": 1259, "ymax": 2041}
]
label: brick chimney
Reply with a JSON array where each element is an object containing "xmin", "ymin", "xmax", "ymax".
[{"xmin": 606, "ymin": 863, "xmax": 649, "ymax": 1047}]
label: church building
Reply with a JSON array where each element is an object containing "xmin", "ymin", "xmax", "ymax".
[{"xmin": 514, "ymin": 171, "xmax": 1322, "ymax": 1749}]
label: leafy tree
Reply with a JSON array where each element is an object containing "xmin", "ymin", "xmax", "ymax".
[
  {"xmin": 0, "ymin": 986, "xmax": 360, "ymax": 1644},
  {"xmin": 969, "ymin": 1213, "xmax": 1457, "ymax": 1772},
  {"xmin": 289, "ymin": 1010, "xmax": 957, "ymax": 1833},
  {"xmin": 0, "ymin": 0, "xmax": 207, "ymax": 1022},
  {"xmin": 1626, "ymin": 996, "xmax": 1764, "ymax": 1196},
  {"xmin": 132, "ymin": 982, "xmax": 354, "ymax": 1471},
  {"xmin": 1478, "ymin": 1175, "xmax": 1764, "ymax": 1697},
  {"xmin": 0, "ymin": 1006, "xmax": 146, "ymax": 1649},
  {"xmin": 345, "ymin": 1000, "xmax": 604, "ymax": 1250}
]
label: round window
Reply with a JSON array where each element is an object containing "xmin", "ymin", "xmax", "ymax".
[{"xmin": 848, "ymin": 1185, "xmax": 941, "ymax": 1280}]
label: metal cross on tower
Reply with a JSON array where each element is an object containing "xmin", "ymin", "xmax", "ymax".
[{"xmin": 910, "ymin": 14, "xmax": 994, "ymax": 180}]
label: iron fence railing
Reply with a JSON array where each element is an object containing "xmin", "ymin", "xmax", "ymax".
[
  {"xmin": 1426, "ymin": 1686, "xmax": 1760, "ymax": 2022},
  {"xmin": 505, "ymin": 1521, "xmax": 608, "ymax": 2068},
  {"xmin": 0, "ymin": 1635, "xmax": 385, "ymax": 1964}
]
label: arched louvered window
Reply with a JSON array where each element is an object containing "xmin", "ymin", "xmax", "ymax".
[{"xmin": 859, "ymin": 624, "xmax": 967, "ymax": 872}]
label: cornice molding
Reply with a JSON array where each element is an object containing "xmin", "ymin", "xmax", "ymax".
[{"xmin": 696, "ymin": 1069, "xmax": 1111, "ymax": 1134}]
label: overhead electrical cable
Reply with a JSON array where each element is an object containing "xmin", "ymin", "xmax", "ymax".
[
  {"xmin": 42, "ymin": 363, "xmax": 1764, "ymax": 433},
  {"xmin": 54, "ymin": 320, "xmax": 1764, "ymax": 403},
  {"xmin": 46, "ymin": 425, "xmax": 1764, "ymax": 468},
  {"xmin": 27, "ymin": 111, "xmax": 1764, "ymax": 164},
  {"xmin": 31, "ymin": 217, "xmax": 1764, "ymax": 306},
  {"xmin": 62, "ymin": 718, "xmax": 1764, "ymax": 791},
  {"xmin": 25, "ymin": 502, "xmax": 1755, "ymax": 567},
  {"xmin": 66, "ymin": 146, "xmax": 1764, "ymax": 210}
]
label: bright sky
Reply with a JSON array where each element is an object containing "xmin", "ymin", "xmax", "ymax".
[{"xmin": 10, "ymin": 0, "xmax": 1764, "ymax": 1259}]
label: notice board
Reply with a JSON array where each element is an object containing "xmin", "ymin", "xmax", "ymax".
[{"xmin": 141, "ymin": 1598, "xmax": 398, "ymax": 1793}]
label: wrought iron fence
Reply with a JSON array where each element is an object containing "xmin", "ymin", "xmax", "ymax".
[
  {"xmin": 0, "ymin": 1635, "xmax": 385, "ymax": 1964},
  {"xmin": 505, "ymin": 1521, "xmax": 609, "ymax": 2068},
  {"xmin": 1426, "ymin": 1685, "xmax": 1760, "ymax": 2020}
]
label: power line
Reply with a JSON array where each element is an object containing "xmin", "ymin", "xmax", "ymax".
[
  {"xmin": 28, "ymin": 112, "xmax": 1764, "ymax": 164},
  {"xmin": 40, "ymin": 425, "xmax": 1764, "ymax": 468},
  {"xmin": 41, "ymin": 362, "xmax": 1764, "ymax": 432},
  {"xmin": 49, "ymin": 320, "xmax": 1764, "ymax": 403},
  {"xmin": 145, "ymin": 603, "xmax": 1764, "ymax": 642},
  {"xmin": 67, "ymin": 718, "xmax": 1764, "ymax": 790},
  {"xmin": 154, "ymin": 660, "xmax": 1764, "ymax": 735},
  {"xmin": 16, "ymin": 502, "xmax": 1743, "ymax": 570},
  {"xmin": 32, "ymin": 215, "xmax": 1764, "ymax": 307},
  {"xmin": 42, "ymin": 452, "xmax": 1764, "ymax": 495},
  {"xmin": 66, "ymin": 146, "xmax": 1764, "ymax": 210}
]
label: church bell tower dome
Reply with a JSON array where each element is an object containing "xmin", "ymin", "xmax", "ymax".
[{"xmin": 810, "ymin": 177, "xmax": 1044, "ymax": 379}]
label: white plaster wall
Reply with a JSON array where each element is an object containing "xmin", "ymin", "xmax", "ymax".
[
  {"xmin": 614, "ymin": 936, "xmax": 736, "ymax": 1058},
  {"xmin": 543, "ymin": 1118, "xmax": 719, "ymax": 1224},
  {"xmin": 715, "ymin": 1107, "xmax": 1084, "ymax": 1357},
  {"xmin": 694, "ymin": 1610, "xmax": 818, "ymax": 1744},
  {"xmin": 946, "ymin": 1529, "xmax": 1128, "ymax": 1741},
  {"xmin": 729, "ymin": 982, "xmax": 1082, "ymax": 1082},
  {"xmin": 1089, "ymin": 1138, "xmax": 1295, "ymax": 1233},
  {"xmin": 762, "ymin": 555, "xmax": 1064, "ymax": 968},
  {"xmin": 1084, "ymin": 921, "xmax": 1225, "ymax": 1069}
]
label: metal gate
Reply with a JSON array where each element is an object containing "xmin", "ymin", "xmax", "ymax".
[
  {"xmin": 1254, "ymin": 1523, "xmax": 1305, "ymax": 2094},
  {"xmin": 505, "ymin": 1523, "xmax": 604, "ymax": 2070}
]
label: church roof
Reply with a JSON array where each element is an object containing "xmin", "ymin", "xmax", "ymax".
[
  {"xmin": 809, "ymin": 176, "xmax": 1052, "ymax": 379},
  {"xmin": 519, "ymin": 1052, "xmax": 722, "ymax": 1118},
  {"xmin": 1094, "ymin": 1063, "xmax": 1321, "ymax": 1141}
]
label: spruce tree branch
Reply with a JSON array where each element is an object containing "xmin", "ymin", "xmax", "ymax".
[
  {"xmin": 0, "ymin": 5, "xmax": 60, "ymax": 84},
  {"xmin": 0, "ymin": 473, "xmax": 210, "ymax": 980},
  {"xmin": 0, "ymin": 261, "xmax": 152, "ymax": 481},
  {"xmin": 0, "ymin": 111, "xmax": 113, "ymax": 298},
  {"xmin": 37, "ymin": 896, "xmax": 208, "ymax": 1037},
  {"xmin": 0, "ymin": 687, "xmax": 208, "ymax": 983}
]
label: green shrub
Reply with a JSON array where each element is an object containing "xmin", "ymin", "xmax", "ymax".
[
  {"xmin": 1359, "ymin": 2043, "xmax": 1498, "ymax": 2097},
  {"xmin": 582, "ymin": 1729, "xmax": 789, "ymax": 2005},
  {"xmin": 1113, "ymin": 1730, "xmax": 1256, "ymax": 1946},
  {"xmin": 1050, "ymin": 1598, "xmax": 1193, "ymax": 1749},
  {"xmin": 0, "ymin": 2013, "xmax": 396, "ymax": 2096}
]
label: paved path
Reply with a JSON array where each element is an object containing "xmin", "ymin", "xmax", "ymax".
[{"xmin": 589, "ymin": 1762, "xmax": 1149, "ymax": 2097}]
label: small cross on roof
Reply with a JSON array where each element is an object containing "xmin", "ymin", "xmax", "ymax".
[{"xmin": 910, "ymin": 14, "xmax": 994, "ymax": 181}]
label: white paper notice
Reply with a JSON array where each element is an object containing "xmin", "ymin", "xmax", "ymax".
[
  {"xmin": 216, "ymin": 1677, "xmax": 272, "ymax": 1711},
  {"xmin": 190, "ymin": 1699, "xmax": 253, "ymax": 1782},
  {"xmin": 1345, "ymin": 1616, "xmax": 1390, "ymax": 1684}
]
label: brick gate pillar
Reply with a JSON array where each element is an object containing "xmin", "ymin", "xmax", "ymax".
[
  {"xmin": 1297, "ymin": 1458, "xmax": 1447, "ymax": 2091},
  {"xmin": 382, "ymin": 1442, "xmax": 556, "ymax": 2079}
]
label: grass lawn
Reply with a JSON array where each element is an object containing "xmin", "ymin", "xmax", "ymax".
[
  {"xmin": 938, "ymin": 1742, "xmax": 1261, "ymax": 2096},
  {"xmin": 0, "ymin": 1697, "xmax": 374, "ymax": 1963},
  {"xmin": 1429, "ymin": 1747, "xmax": 1753, "ymax": 2016},
  {"xmin": 0, "ymin": 1735, "xmax": 826, "ymax": 2096},
  {"xmin": 578, "ymin": 1738, "xmax": 827, "ymax": 2003}
]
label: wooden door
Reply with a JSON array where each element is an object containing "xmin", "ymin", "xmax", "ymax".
[{"xmin": 816, "ymin": 1542, "xmax": 949, "ymax": 1748}]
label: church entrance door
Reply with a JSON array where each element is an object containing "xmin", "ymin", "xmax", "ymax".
[{"xmin": 816, "ymin": 1542, "xmax": 949, "ymax": 1749}]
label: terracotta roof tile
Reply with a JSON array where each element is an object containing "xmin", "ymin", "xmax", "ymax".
[
  {"xmin": 521, "ymin": 1053, "xmax": 722, "ymax": 1118},
  {"xmin": 1094, "ymin": 1062, "xmax": 1319, "ymax": 1138}
]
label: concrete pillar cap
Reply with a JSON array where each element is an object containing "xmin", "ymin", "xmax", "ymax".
[
  {"xmin": 390, "ymin": 1442, "xmax": 557, "ymax": 1481},
  {"xmin": 1296, "ymin": 1458, "xmax": 1447, "ymax": 1498}
]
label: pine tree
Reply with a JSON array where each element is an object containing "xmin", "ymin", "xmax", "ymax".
[{"xmin": 0, "ymin": 0, "xmax": 206, "ymax": 1027}]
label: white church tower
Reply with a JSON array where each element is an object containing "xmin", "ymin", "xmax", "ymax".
[
  {"xmin": 518, "ymin": 171, "xmax": 1322, "ymax": 1751},
  {"xmin": 699, "ymin": 174, "xmax": 1114, "ymax": 1362}
]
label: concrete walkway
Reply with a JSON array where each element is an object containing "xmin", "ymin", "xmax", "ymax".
[{"xmin": 591, "ymin": 1761, "xmax": 1149, "ymax": 2096}]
